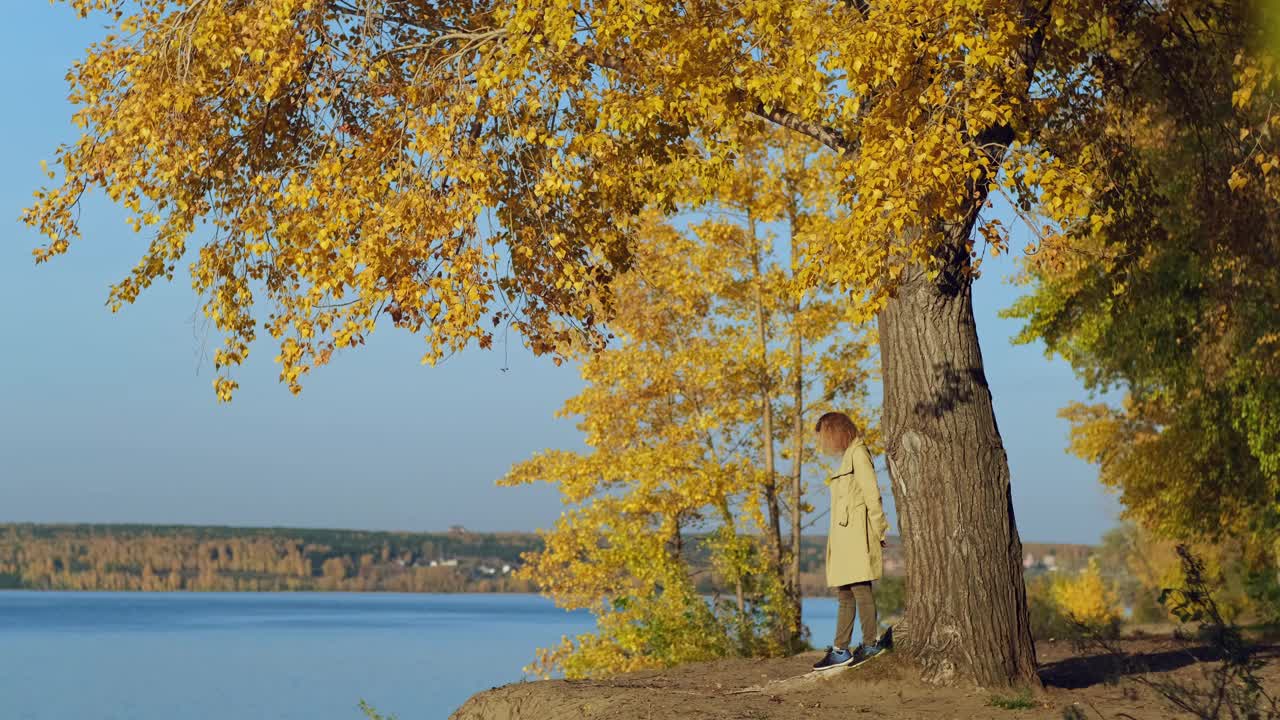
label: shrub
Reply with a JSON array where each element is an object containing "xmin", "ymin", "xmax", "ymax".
[
  {"xmin": 1245, "ymin": 566, "xmax": 1280, "ymax": 626},
  {"xmin": 1026, "ymin": 558, "xmax": 1124, "ymax": 640},
  {"xmin": 875, "ymin": 575, "xmax": 906, "ymax": 618},
  {"xmin": 1073, "ymin": 546, "xmax": 1280, "ymax": 720},
  {"xmin": 1027, "ymin": 574, "xmax": 1077, "ymax": 641},
  {"xmin": 1051, "ymin": 558, "xmax": 1124, "ymax": 638}
]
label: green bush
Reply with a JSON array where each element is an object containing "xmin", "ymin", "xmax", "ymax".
[
  {"xmin": 1245, "ymin": 567, "xmax": 1280, "ymax": 625},
  {"xmin": 1027, "ymin": 576, "xmax": 1078, "ymax": 641},
  {"xmin": 875, "ymin": 575, "xmax": 906, "ymax": 618}
]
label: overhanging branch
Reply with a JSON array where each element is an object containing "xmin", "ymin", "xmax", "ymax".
[
  {"xmin": 731, "ymin": 90, "xmax": 851, "ymax": 153},
  {"xmin": 355, "ymin": 6, "xmax": 858, "ymax": 155}
]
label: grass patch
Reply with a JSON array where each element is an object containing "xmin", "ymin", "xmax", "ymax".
[{"xmin": 986, "ymin": 690, "xmax": 1036, "ymax": 710}]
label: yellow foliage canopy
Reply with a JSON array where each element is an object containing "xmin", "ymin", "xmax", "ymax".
[{"xmin": 25, "ymin": 0, "xmax": 1126, "ymax": 398}]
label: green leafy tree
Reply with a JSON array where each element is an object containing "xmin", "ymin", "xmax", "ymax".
[{"xmin": 1005, "ymin": 2, "xmax": 1280, "ymax": 584}]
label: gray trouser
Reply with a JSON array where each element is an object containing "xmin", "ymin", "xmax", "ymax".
[{"xmin": 834, "ymin": 581, "xmax": 877, "ymax": 649}]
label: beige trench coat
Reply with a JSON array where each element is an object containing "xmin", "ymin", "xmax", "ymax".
[{"xmin": 825, "ymin": 438, "xmax": 890, "ymax": 587}]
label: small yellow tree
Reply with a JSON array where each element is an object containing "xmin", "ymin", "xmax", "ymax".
[
  {"xmin": 1050, "ymin": 557, "xmax": 1123, "ymax": 632},
  {"xmin": 503, "ymin": 130, "xmax": 877, "ymax": 677}
]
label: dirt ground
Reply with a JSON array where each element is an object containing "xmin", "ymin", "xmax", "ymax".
[{"xmin": 450, "ymin": 636, "xmax": 1280, "ymax": 720}]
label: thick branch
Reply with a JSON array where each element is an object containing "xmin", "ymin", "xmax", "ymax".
[{"xmin": 731, "ymin": 90, "xmax": 851, "ymax": 153}]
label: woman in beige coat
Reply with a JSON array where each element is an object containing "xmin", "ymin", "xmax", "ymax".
[{"xmin": 812, "ymin": 411, "xmax": 890, "ymax": 671}]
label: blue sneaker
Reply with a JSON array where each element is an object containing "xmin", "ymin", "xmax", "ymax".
[
  {"xmin": 812, "ymin": 646, "xmax": 857, "ymax": 671},
  {"xmin": 853, "ymin": 643, "xmax": 885, "ymax": 665}
]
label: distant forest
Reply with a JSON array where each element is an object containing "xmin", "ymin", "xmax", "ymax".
[
  {"xmin": 0, "ymin": 524, "xmax": 542, "ymax": 593},
  {"xmin": 0, "ymin": 524, "xmax": 1092, "ymax": 594}
]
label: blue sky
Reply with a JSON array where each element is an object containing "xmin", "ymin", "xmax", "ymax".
[{"xmin": 0, "ymin": 4, "xmax": 1120, "ymax": 544}]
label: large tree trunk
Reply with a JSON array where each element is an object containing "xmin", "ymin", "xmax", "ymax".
[{"xmin": 878, "ymin": 249, "xmax": 1039, "ymax": 689}]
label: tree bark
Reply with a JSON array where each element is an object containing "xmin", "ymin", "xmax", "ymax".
[{"xmin": 878, "ymin": 246, "xmax": 1039, "ymax": 688}]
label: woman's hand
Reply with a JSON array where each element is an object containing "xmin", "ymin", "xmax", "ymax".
[{"xmin": 880, "ymin": 540, "xmax": 887, "ymax": 548}]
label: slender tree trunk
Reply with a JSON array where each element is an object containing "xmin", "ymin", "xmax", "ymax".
[
  {"xmin": 783, "ymin": 304, "xmax": 805, "ymax": 649},
  {"xmin": 749, "ymin": 214, "xmax": 790, "ymax": 649},
  {"xmin": 671, "ymin": 516, "xmax": 684, "ymax": 559},
  {"xmin": 759, "ymin": 405, "xmax": 782, "ymax": 569},
  {"xmin": 787, "ymin": 209, "xmax": 806, "ymax": 647},
  {"xmin": 748, "ymin": 215, "xmax": 784, "ymax": 574},
  {"xmin": 788, "ymin": 328, "xmax": 803, "ymax": 583},
  {"xmin": 878, "ymin": 243, "xmax": 1039, "ymax": 688}
]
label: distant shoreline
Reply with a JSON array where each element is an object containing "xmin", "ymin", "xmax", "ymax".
[
  {"xmin": 0, "ymin": 587, "xmax": 853, "ymax": 599},
  {"xmin": 0, "ymin": 520, "xmax": 1096, "ymax": 547},
  {"xmin": 0, "ymin": 522, "xmax": 1093, "ymax": 594}
]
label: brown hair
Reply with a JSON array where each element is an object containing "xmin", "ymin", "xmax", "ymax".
[{"xmin": 814, "ymin": 411, "xmax": 859, "ymax": 452}]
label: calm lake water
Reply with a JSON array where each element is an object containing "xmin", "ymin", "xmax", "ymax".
[{"xmin": 1, "ymin": 592, "xmax": 841, "ymax": 719}]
